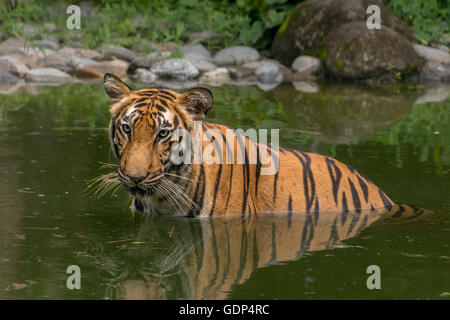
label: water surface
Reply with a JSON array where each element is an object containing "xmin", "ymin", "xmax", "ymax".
[{"xmin": 0, "ymin": 82, "xmax": 449, "ymax": 299}]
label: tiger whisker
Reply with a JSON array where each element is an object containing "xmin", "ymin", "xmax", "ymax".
[
  {"xmin": 84, "ymin": 171, "xmax": 122, "ymax": 199},
  {"xmin": 164, "ymin": 172, "xmax": 199, "ymax": 183}
]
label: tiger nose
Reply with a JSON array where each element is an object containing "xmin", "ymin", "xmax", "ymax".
[{"xmin": 127, "ymin": 173, "xmax": 148, "ymax": 184}]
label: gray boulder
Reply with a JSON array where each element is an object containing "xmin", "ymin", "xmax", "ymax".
[
  {"xmin": 272, "ymin": 0, "xmax": 417, "ymax": 69},
  {"xmin": 102, "ymin": 45, "xmax": 136, "ymax": 62},
  {"xmin": 33, "ymin": 39, "xmax": 60, "ymax": 51},
  {"xmin": 133, "ymin": 68, "xmax": 157, "ymax": 83},
  {"xmin": 127, "ymin": 51, "xmax": 171, "ymax": 73},
  {"xmin": 25, "ymin": 68, "xmax": 73, "ymax": 83},
  {"xmin": 181, "ymin": 44, "xmax": 212, "ymax": 60},
  {"xmin": 150, "ymin": 58, "xmax": 199, "ymax": 80},
  {"xmin": 255, "ymin": 61, "xmax": 284, "ymax": 84},
  {"xmin": 214, "ymin": 46, "xmax": 261, "ymax": 65},
  {"xmin": 67, "ymin": 56, "xmax": 96, "ymax": 68},
  {"xmin": 291, "ymin": 55, "xmax": 321, "ymax": 75},
  {"xmin": 199, "ymin": 68, "xmax": 230, "ymax": 85},
  {"xmin": 413, "ymin": 44, "xmax": 450, "ymax": 65},
  {"xmin": 0, "ymin": 56, "xmax": 29, "ymax": 78},
  {"xmin": 325, "ymin": 21, "xmax": 421, "ymax": 80},
  {"xmin": 189, "ymin": 59, "xmax": 217, "ymax": 73},
  {"xmin": 419, "ymin": 61, "xmax": 450, "ymax": 81}
]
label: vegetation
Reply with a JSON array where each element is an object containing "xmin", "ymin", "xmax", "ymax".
[
  {"xmin": 0, "ymin": 0, "xmax": 297, "ymax": 51},
  {"xmin": 385, "ymin": 0, "xmax": 449, "ymax": 43},
  {"xmin": 2, "ymin": 0, "xmax": 446, "ymax": 53}
]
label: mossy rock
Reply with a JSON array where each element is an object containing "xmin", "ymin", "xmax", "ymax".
[
  {"xmin": 271, "ymin": 0, "xmax": 417, "ymax": 68},
  {"xmin": 325, "ymin": 21, "xmax": 421, "ymax": 80}
]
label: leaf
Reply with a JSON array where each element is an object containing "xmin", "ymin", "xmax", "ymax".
[{"xmin": 239, "ymin": 20, "xmax": 264, "ymax": 45}]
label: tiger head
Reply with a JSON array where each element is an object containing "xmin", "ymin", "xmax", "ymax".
[{"xmin": 103, "ymin": 73, "xmax": 213, "ymax": 197}]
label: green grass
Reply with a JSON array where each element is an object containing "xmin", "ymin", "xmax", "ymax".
[
  {"xmin": 384, "ymin": 0, "xmax": 449, "ymax": 44},
  {"xmin": 0, "ymin": 0, "xmax": 447, "ymax": 54},
  {"xmin": 0, "ymin": 0, "xmax": 296, "ymax": 52}
]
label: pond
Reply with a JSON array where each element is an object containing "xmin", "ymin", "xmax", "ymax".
[{"xmin": 0, "ymin": 81, "xmax": 449, "ymax": 299}]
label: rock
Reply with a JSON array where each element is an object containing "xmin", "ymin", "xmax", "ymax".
[
  {"xmin": 57, "ymin": 47, "xmax": 102, "ymax": 62},
  {"xmin": 214, "ymin": 46, "xmax": 261, "ymax": 66},
  {"xmin": 291, "ymin": 55, "xmax": 321, "ymax": 75},
  {"xmin": 180, "ymin": 44, "xmax": 212, "ymax": 60},
  {"xmin": 255, "ymin": 61, "xmax": 284, "ymax": 84},
  {"xmin": 199, "ymin": 68, "xmax": 230, "ymax": 85},
  {"xmin": 419, "ymin": 61, "xmax": 450, "ymax": 81},
  {"xmin": 21, "ymin": 54, "xmax": 45, "ymax": 69},
  {"xmin": 433, "ymin": 44, "xmax": 449, "ymax": 53},
  {"xmin": 49, "ymin": 64, "xmax": 74, "ymax": 75},
  {"xmin": 292, "ymin": 81, "xmax": 319, "ymax": 93},
  {"xmin": 0, "ymin": 37, "xmax": 29, "ymax": 55},
  {"xmin": 272, "ymin": 0, "xmax": 417, "ymax": 66},
  {"xmin": 241, "ymin": 60, "xmax": 265, "ymax": 71},
  {"xmin": 0, "ymin": 56, "xmax": 29, "ymax": 78},
  {"xmin": 25, "ymin": 68, "xmax": 72, "ymax": 83},
  {"xmin": 325, "ymin": 21, "xmax": 421, "ymax": 80},
  {"xmin": 33, "ymin": 39, "xmax": 60, "ymax": 50},
  {"xmin": 189, "ymin": 60, "xmax": 217, "ymax": 73},
  {"xmin": 67, "ymin": 56, "xmax": 96, "ymax": 68},
  {"xmin": 0, "ymin": 69, "xmax": 21, "ymax": 83},
  {"xmin": 127, "ymin": 51, "xmax": 171, "ymax": 73},
  {"xmin": 133, "ymin": 68, "xmax": 157, "ymax": 83},
  {"xmin": 413, "ymin": 44, "xmax": 450, "ymax": 65},
  {"xmin": 101, "ymin": 45, "xmax": 136, "ymax": 62},
  {"xmin": 415, "ymin": 83, "xmax": 450, "ymax": 104},
  {"xmin": 227, "ymin": 66, "xmax": 255, "ymax": 80},
  {"xmin": 150, "ymin": 58, "xmax": 199, "ymax": 80},
  {"xmin": 188, "ymin": 30, "xmax": 221, "ymax": 44},
  {"xmin": 0, "ymin": 37, "xmax": 54, "ymax": 57},
  {"xmin": 75, "ymin": 60, "xmax": 129, "ymax": 78}
]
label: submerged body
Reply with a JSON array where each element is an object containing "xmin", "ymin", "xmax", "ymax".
[{"xmin": 102, "ymin": 73, "xmax": 393, "ymax": 216}]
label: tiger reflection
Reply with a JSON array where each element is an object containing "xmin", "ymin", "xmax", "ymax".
[{"xmin": 96, "ymin": 204, "xmax": 430, "ymax": 300}]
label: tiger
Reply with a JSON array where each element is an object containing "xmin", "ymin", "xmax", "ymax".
[
  {"xmin": 93, "ymin": 203, "xmax": 431, "ymax": 300},
  {"xmin": 101, "ymin": 73, "xmax": 394, "ymax": 216}
]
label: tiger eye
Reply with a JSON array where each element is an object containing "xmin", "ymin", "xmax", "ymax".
[
  {"xmin": 122, "ymin": 124, "xmax": 131, "ymax": 134},
  {"xmin": 158, "ymin": 130, "xmax": 170, "ymax": 138}
]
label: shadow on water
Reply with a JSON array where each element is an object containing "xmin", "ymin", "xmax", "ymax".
[
  {"xmin": 267, "ymin": 83, "xmax": 418, "ymax": 147},
  {"xmin": 91, "ymin": 204, "xmax": 434, "ymax": 300}
]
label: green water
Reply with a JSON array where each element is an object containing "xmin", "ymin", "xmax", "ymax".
[{"xmin": 0, "ymin": 82, "xmax": 449, "ymax": 299}]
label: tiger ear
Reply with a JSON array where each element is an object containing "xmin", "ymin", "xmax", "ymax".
[
  {"xmin": 179, "ymin": 87, "xmax": 214, "ymax": 120},
  {"xmin": 103, "ymin": 73, "xmax": 132, "ymax": 101}
]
